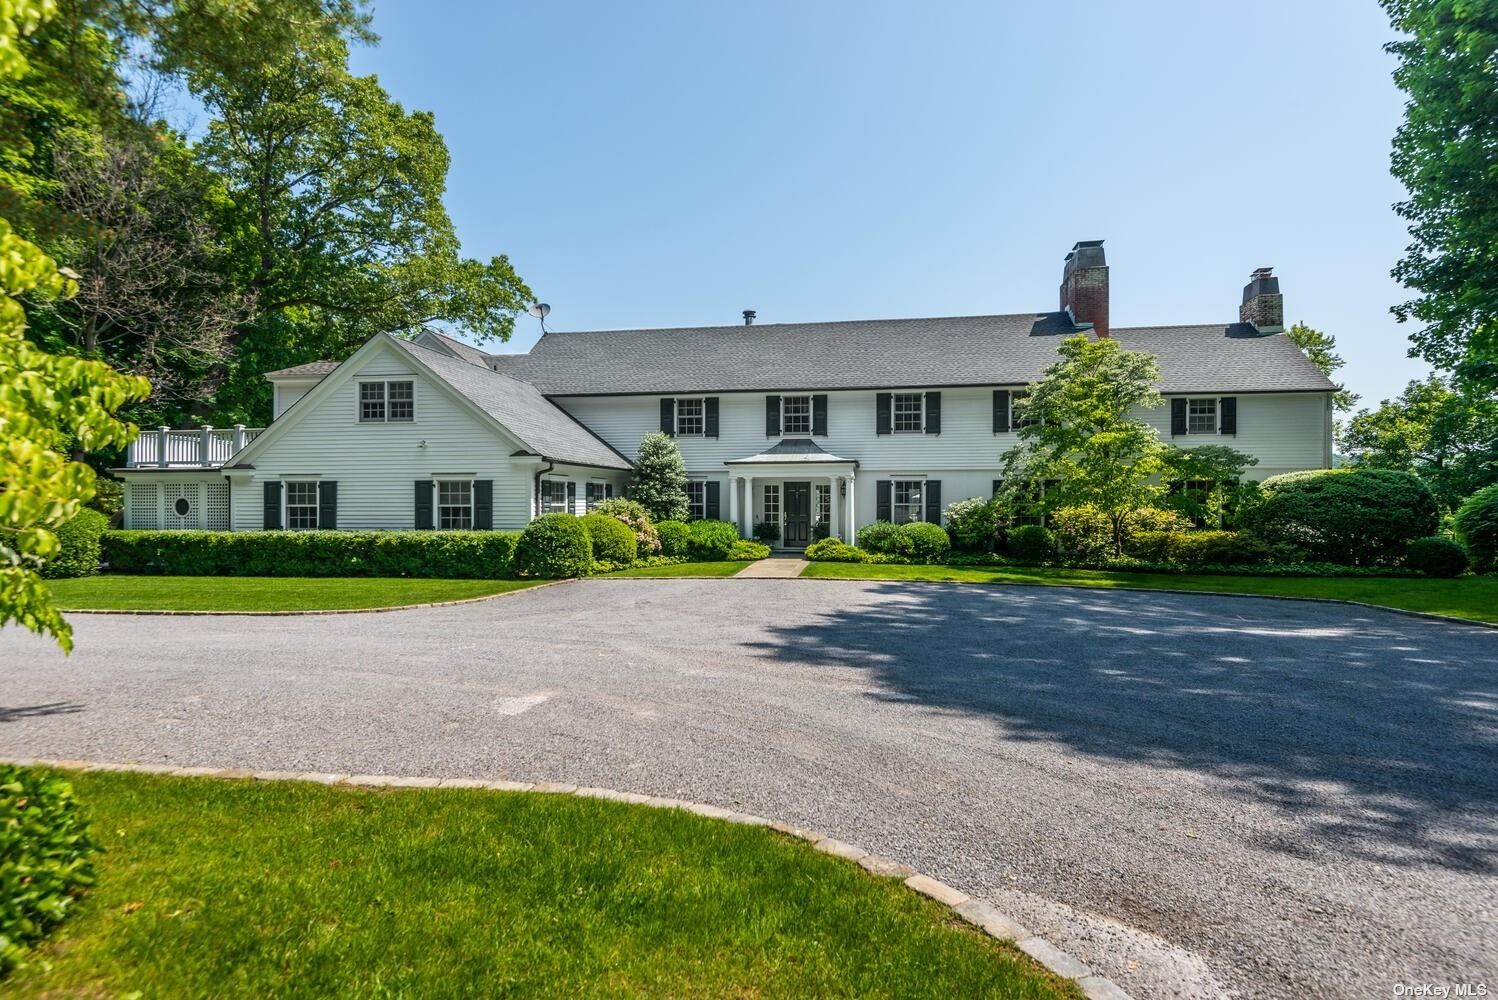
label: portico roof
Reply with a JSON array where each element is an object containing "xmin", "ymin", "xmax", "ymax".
[{"xmin": 725, "ymin": 438, "xmax": 858, "ymax": 466}]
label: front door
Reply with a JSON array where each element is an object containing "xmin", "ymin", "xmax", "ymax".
[{"xmin": 783, "ymin": 481, "xmax": 812, "ymax": 548}]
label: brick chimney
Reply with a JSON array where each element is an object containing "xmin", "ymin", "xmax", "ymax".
[
  {"xmin": 1060, "ymin": 240, "xmax": 1109, "ymax": 338},
  {"xmin": 1239, "ymin": 267, "xmax": 1284, "ymax": 333}
]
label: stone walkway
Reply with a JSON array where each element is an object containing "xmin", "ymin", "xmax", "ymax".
[{"xmin": 734, "ymin": 557, "xmax": 808, "ymax": 578}]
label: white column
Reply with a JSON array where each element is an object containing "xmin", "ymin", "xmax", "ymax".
[
  {"xmin": 200, "ymin": 425, "xmax": 213, "ymax": 466},
  {"xmin": 728, "ymin": 474, "xmax": 739, "ymax": 530},
  {"xmin": 828, "ymin": 475, "xmax": 840, "ymax": 541},
  {"xmin": 157, "ymin": 426, "xmax": 169, "ymax": 468},
  {"xmin": 232, "ymin": 423, "xmax": 246, "ymax": 453},
  {"xmin": 847, "ymin": 474, "xmax": 857, "ymax": 547},
  {"xmin": 743, "ymin": 475, "xmax": 754, "ymax": 535}
]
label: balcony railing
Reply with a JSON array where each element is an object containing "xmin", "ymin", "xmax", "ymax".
[{"xmin": 126, "ymin": 425, "xmax": 264, "ymax": 468}]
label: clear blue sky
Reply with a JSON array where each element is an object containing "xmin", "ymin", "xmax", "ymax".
[{"xmin": 349, "ymin": 0, "xmax": 1419, "ymax": 406}]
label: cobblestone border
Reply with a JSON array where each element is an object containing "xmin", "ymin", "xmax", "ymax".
[
  {"xmin": 8, "ymin": 757, "xmax": 1133, "ymax": 1000},
  {"xmin": 57, "ymin": 578, "xmax": 573, "ymax": 617}
]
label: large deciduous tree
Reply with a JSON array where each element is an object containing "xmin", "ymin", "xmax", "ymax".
[
  {"xmin": 1284, "ymin": 321, "xmax": 1358, "ymax": 412},
  {"xmin": 1383, "ymin": 0, "xmax": 1498, "ymax": 390}
]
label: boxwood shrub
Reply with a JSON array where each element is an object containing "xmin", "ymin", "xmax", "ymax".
[
  {"xmin": 1005, "ymin": 524, "xmax": 1056, "ymax": 562},
  {"xmin": 805, "ymin": 538, "xmax": 868, "ymax": 562},
  {"xmin": 580, "ymin": 513, "xmax": 638, "ymax": 565},
  {"xmin": 727, "ymin": 539, "xmax": 771, "ymax": 560},
  {"xmin": 1404, "ymin": 536, "xmax": 1469, "ymax": 577},
  {"xmin": 102, "ymin": 530, "xmax": 520, "ymax": 579},
  {"xmin": 41, "ymin": 508, "xmax": 108, "ymax": 579},
  {"xmin": 0, "ymin": 765, "xmax": 100, "ymax": 976},
  {"xmin": 515, "ymin": 514, "xmax": 593, "ymax": 578},
  {"xmin": 1242, "ymin": 468, "xmax": 1439, "ymax": 565},
  {"xmin": 857, "ymin": 521, "xmax": 901, "ymax": 555},
  {"xmin": 892, "ymin": 522, "xmax": 951, "ymax": 563},
  {"xmin": 686, "ymin": 519, "xmax": 740, "ymax": 560},
  {"xmin": 590, "ymin": 497, "xmax": 660, "ymax": 554},
  {"xmin": 1454, "ymin": 484, "xmax": 1498, "ymax": 573},
  {"xmin": 655, "ymin": 520, "xmax": 690, "ymax": 557},
  {"xmin": 1124, "ymin": 530, "xmax": 1280, "ymax": 566}
]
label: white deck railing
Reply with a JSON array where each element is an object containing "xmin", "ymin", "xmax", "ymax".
[{"xmin": 126, "ymin": 426, "xmax": 265, "ymax": 468}]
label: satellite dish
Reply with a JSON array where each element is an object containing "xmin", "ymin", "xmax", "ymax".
[{"xmin": 528, "ymin": 303, "xmax": 551, "ymax": 319}]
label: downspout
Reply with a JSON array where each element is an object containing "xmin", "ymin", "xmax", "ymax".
[{"xmin": 533, "ymin": 461, "xmax": 554, "ymax": 519}]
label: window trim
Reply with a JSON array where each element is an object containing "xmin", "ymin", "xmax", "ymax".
[
  {"xmin": 358, "ymin": 379, "xmax": 416, "ymax": 423},
  {"xmin": 1185, "ymin": 396, "xmax": 1219, "ymax": 435},
  {"xmin": 436, "ymin": 478, "xmax": 475, "ymax": 530},
  {"xmin": 685, "ymin": 479, "xmax": 707, "ymax": 521},
  {"xmin": 674, "ymin": 397, "xmax": 706, "ymax": 437},
  {"xmin": 891, "ymin": 479, "xmax": 925, "ymax": 524},
  {"xmin": 762, "ymin": 483, "xmax": 781, "ymax": 526},
  {"xmin": 538, "ymin": 477, "xmax": 571, "ymax": 516},
  {"xmin": 891, "ymin": 392, "xmax": 924, "ymax": 433},
  {"xmin": 780, "ymin": 395, "xmax": 813, "ymax": 436},
  {"xmin": 284, "ymin": 479, "xmax": 320, "ymax": 531}
]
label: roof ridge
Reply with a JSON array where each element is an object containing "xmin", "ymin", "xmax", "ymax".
[{"xmin": 543, "ymin": 311, "xmax": 1063, "ymax": 337}]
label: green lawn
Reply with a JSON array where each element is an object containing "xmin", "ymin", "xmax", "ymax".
[
  {"xmin": 6, "ymin": 771, "xmax": 1077, "ymax": 999},
  {"xmin": 606, "ymin": 560, "xmax": 751, "ymax": 578},
  {"xmin": 47, "ymin": 575, "xmax": 544, "ymax": 612},
  {"xmin": 803, "ymin": 561, "xmax": 1498, "ymax": 624}
]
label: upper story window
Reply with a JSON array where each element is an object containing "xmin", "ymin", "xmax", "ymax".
[
  {"xmin": 1012, "ymin": 390, "xmax": 1040, "ymax": 429},
  {"xmin": 540, "ymin": 478, "xmax": 570, "ymax": 514},
  {"xmin": 359, "ymin": 380, "xmax": 415, "ymax": 422},
  {"xmin": 892, "ymin": 393, "xmax": 924, "ymax": 432},
  {"xmin": 782, "ymin": 396, "xmax": 812, "ymax": 435},
  {"xmin": 437, "ymin": 479, "xmax": 472, "ymax": 529},
  {"xmin": 892, "ymin": 480, "xmax": 924, "ymax": 523},
  {"xmin": 685, "ymin": 480, "xmax": 707, "ymax": 521},
  {"xmin": 1187, "ymin": 398, "xmax": 1218, "ymax": 434},
  {"xmin": 286, "ymin": 481, "xmax": 319, "ymax": 530},
  {"xmin": 675, "ymin": 398, "xmax": 705, "ymax": 436}
]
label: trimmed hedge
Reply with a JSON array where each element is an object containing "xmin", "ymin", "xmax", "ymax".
[
  {"xmin": 1124, "ymin": 530, "xmax": 1281, "ymax": 566},
  {"xmin": 1005, "ymin": 524, "xmax": 1056, "ymax": 562},
  {"xmin": 515, "ymin": 514, "xmax": 593, "ymax": 578},
  {"xmin": 727, "ymin": 539, "xmax": 771, "ymax": 560},
  {"xmin": 805, "ymin": 538, "xmax": 867, "ymax": 562},
  {"xmin": 857, "ymin": 521, "xmax": 901, "ymax": 555},
  {"xmin": 1454, "ymin": 484, "xmax": 1498, "ymax": 573},
  {"xmin": 1405, "ymin": 536, "xmax": 1469, "ymax": 578},
  {"xmin": 590, "ymin": 498, "xmax": 660, "ymax": 555},
  {"xmin": 687, "ymin": 519, "xmax": 740, "ymax": 560},
  {"xmin": 102, "ymin": 530, "xmax": 521, "ymax": 579},
  {"xmin": 41, "ymin": 508, "xmax": 108, "ymax": 579},
  {"xmin": 0, "ymin": 765, "xmax": 100, "ymax": 976},
  {"xmin": 655, "ymin": 520, "xmax": 690, "ymax": 557},
  {"xmin": 892, "ymin": 522, "xmax": 950, "ymax": 562},
  {"xmin": 1242, "ymin": 468, "xmax": 1439, "ymax": 565},
  {"xmin": 580, "ymin": 513, "xmax": 638, "ymax": 565}
]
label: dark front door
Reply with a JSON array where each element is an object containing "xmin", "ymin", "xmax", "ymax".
[{"xmin": 783, "ymin": 481, "xmax": 812, "ymax": 548}]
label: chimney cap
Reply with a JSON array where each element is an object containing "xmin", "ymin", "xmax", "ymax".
[
  {"xmin": 1250, "ymin": 266, "xmax": 1274, "ymax": 279},
  {"xmin": 742, "ymin": 309, "xmax": 756, "ymax": 326}
]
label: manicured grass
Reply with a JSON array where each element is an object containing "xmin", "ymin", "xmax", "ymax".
[
  {"xmin": 802, "ymin": 561, "xmax": 1498, "ymax": 624},
  {"xmin": 606, "ymin": 560, "xmax": 752, "ymax": 577},
  {"xmin": 6, "ymin": 771, "xmax": 1078, "ymax": 999},
  {"xmin": 47, "ymin": 575, "xmax": 545, "ymax": 612}
]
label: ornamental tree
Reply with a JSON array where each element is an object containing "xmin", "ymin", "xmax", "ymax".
[{"xmin": 629, "ymin": 431, "xmax": 689, "ymax": 523}]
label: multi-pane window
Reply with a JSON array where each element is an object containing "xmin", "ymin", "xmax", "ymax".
[
  {"xmin": 1013, "ymin": 390, "xmax": 1040, "ymax": 429},
  {"xmin": 685, "ymin": 480, "xmax": 706, "ymax": 521},
  {"xmin": 675, "ymin": 398, "xmax": 704, "ymax": 436},
  {"xmin": 286, "ymin": 481, "xmax": 319, "ymax": 530},
  {"xmin": 762, "ymin": 484, "xmax": 780, "ymax": 526},
  {"xmin": 893, "ymin": 393, "xmax": 923, "ymax": 432},
  {"xmin": 359, "ymin": 380, "xmax": 414, "ymax": 422},
  {"xmin": 585, "ymin": 482, "xmax": 613, "ymax": 510},
  {"xmin": 892, "ymin": 480, "xmax": 924, "ymax": 523},
  {"xmin": 782, "ymin": 396, "xmax": 812, "ymax": 435},
  {"xmin": 438, "ymin": 480, "xmax": 473, "ymax": 529},
  {"xmin": 1187, "ymin": 398, "xmax": 1218, "ymax": 434},
  {"xmin": 815, "ymin": 484, "xmax": 831, "ymax": 528},
  {"xmin": 540, "ymin": 479, "xmax": 570, "ymax": 514}
]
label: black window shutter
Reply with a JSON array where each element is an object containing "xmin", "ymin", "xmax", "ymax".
[
  {"xmin": 992, "ymin": 479, "xmax": 1003, "ymax": 497},
  {"xmin": 765, "ymin": 396, "xmax": 781, "ymax": 437},
  {"xmin": 876, "ymin": 393, "xmax": 892, "ymax": 435},
  {"xmin": 414, "ymin": 479, "xmax": 434, "ymax": 529},
  {"xmin": 705, "ymin": 480, "xmax": 720, "ymax": 521},
  {"xmin": 474, "ymin": 480, "xmax": 493, "ymax": 529},
  {"xmin": 262, "ymin": 481, "xmax": 282, "ymax": 530},
  {"xmin": 993, "ymin": 390, "xmax": 1010, "ymax": 432},
  {"xmin": 924, "ymin": 392, "xmax": 941, "ymax": 434},
  {"xmin": 876, "ymin": 480, "xmax": 892, "ymax": 522},
  {"xmin": 660, "ymin": 398, "xmax": 676, "ymax": 436},
  {"xmin": 704, "ymin": 397, "xmax": 719, "ymax": 438},
  {"xmin": 318, "ymin": 480, "xmax": 337, "ymax": 530},
  {"xmin": 1170, "ymin": 398, "xmax": 1188, "ymax": 436},
  {"xmin": 566, "ymin": 481, "xmax": 576, "ymax": 513},
  {"xmin": 1219, "ymin": 396, "xmax": 1237, "ymax": 435},
  {"xmin": 812, "ymin": 394, "xmax": 828, "ymax": 436},
  {"xmin": 925, "ymin": 480, "xmax": 942, "ymax": 523}
]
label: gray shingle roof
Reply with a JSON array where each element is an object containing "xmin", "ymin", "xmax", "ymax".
[
  {"xmin": 265, "ymin": 360, "xmax": 339, "ymax": 378},
  {"xmin": 726, "ymin": 438, "xmax": 857, "ymax": 464},
  {"xmin": 413, "ymin": 329, "xmax": 497, "ymax": 368},
  {"xmin": 396, "ymin": 340, "xmax": 630, "ymax": 470},
  {"xmin": 485, "ymin": 312, "xmax": 1335, "ymax": 396}
]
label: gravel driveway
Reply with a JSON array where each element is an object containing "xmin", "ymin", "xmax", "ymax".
[{"xmin": 2, "ymin": 579, "xmax": 1494, "ymax": 999}]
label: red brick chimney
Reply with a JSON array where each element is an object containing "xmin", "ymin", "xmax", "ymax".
[{"xmin": 1060, "ymin": 240, "xmax": 1109, "ymax": 338}]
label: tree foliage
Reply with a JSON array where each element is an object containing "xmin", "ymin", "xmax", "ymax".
[
  {"xmin": 1001, "ymin": 335, "xmax": 1167, "ymax": 555},
  {"xmin": 1284, "ymin": 321, "xmax": 1358, "ymax": 411},
  {"xmin": 1383, "ymin": 0, "xmax": 1498, "ymax": 390},
  {"xmin": 629, "ymin": 431, "xmax": 690, "ymax": 523}
]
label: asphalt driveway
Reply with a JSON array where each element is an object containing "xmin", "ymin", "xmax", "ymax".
[{"xmin": 1, "ymin": 579, "xmax": 1494, "ymax": 999}]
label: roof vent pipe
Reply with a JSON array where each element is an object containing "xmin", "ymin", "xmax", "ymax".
[{"xmin": 743, "ymin": 309, "xmax": 756, "ymax": 326}]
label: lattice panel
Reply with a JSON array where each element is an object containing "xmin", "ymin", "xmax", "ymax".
[
  {"xmin": 125, "ymin": 482, "xmax": 159, "ymax": 530},
  {"xmin": 203, "ymin": 482, "xmax": 230, "ymax": 531},
  {"xmin": 162, "ymin": 482, "xmax": 201, "ymax": 530}
]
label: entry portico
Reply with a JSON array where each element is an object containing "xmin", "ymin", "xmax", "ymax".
[{"xmin": 724, "ymin": 439, "xmax": 858, "ymax": 549}]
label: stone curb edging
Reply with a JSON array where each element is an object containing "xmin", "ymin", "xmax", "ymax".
[
  {"xmin": 8, "ymin": 757, "xmax": 1134, "ymax": 1000},
  {"xmin": 56, "ymin": 578, "xmax": 576, "ymax": 617}
]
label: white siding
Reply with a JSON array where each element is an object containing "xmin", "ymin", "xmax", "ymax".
[{"xmin": 272, "ymin": 382, "xmax": 316, "ymax": 418}]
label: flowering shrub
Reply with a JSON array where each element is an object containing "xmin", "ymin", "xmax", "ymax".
[
  {"xmin": 591, "ymin": 497, "xmax": 661, "ymax": 554},
  {"xmin": 943, "ymin": 497, "xmax": 1003, "ymax": 551}
]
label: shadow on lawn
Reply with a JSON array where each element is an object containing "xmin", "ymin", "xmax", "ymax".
[{"xmin": 747, "ymin": 582, "xmax": 1498, "ymax": 873}]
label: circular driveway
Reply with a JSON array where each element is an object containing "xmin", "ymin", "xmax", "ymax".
[{"xmin": 2, "ymin": 578, "xmax": 1495, "ymax": 999}]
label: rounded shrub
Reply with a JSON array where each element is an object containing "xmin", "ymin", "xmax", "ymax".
[
  {"xmin": 944, "ymin": 497, "xmax": 1003, "ymax": 552},
  {"xmin": 1242, "ymin": 468, "xmax": 1439, "ymax": 565},
  {"xmin": 752, "ymin": 520, "xmax": 782, "ymax": 545},
  {"xmin": 686, "ymin": 519, "xmax": 740, "ymax": 560},
  {"xmin": 41, "ymin": 508, "xmax": 108, "ymax": 579},
  {"xmin": 893, "ymin": 521, "xmax": 951, "ymax": 562},
  {"xmin": 857, "ymin": 520, "xmax": 901, "ymax": 554},
  {"xmin": 1405, "ymin": 536, "xmax": 1469, "ymax": 578},
  {"xmin": 580, "ymin": 513, "xmax": 638, "ymax": 565},
  {"xmin": 1124, "ymin": 506, "xmax": 1192, "ymax": 538},
  {"xmin": 0, "ymin": 765, "xmax": 100, "ymax": 976},
  {"xmin": 1454, "ymin": 484, "xmax": 1498, "ymax": 573},
  {"xmin": 515, "ymin": 514, "xmax": 593, "ymax": 578},
  {"xmin": 1005, "ymin": 524, "xmax": 1056, "ymax": 563},
  {"xmin": 727, "ymin": 539, "xmax": 771, "ymax": 560},
  {"xmin": 655, "ymin": 519, "xmax": 690, "ymax": 557},
  {"xmin": 1049, "ymin": 504, "xmax": 1113, "ymax": 564},
  {"xmin": 590, "ymin": 497, "xmax": 660, "ymax": 554},
  {"xmin": 805, "ymin": 538, "xmax": 867, "ymax": 562}
]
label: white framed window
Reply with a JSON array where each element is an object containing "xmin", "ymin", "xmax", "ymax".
[
  {"xmin": 815, "ymin": 484, "xmax": 830, "ymax": 526},
  {"xmin": 892, "ymin": 480, "xmax": 924, "ymax": 523},
  {"xmin": 893, "ymin": 393, "xmax": 923, "ymax": 432},
  {"xmin": 1013, "ymin": 390, "xmax": 1040, "ymax": 429},
  {"xmin": 438, "ymin": 479, "xmax": 473, "ymax": 529},
  {"xmin": 286, "ymin": 481, "xmax": 319, "ymax": 530},
  {"xmin": 539, "ymin": 478, "xmax": 570, "ymax": 515},
  {"xmin": 1187, "ymin": 398, "xmax": 1218, "ymax": 435},
  {"xmin": 585, "ymin": 482, "xmax": 613, "ymax": 510},
  {"xmin": 762, "ymin": 484, "xmax": 780, "ymax": 525},
  {"xmin": 675, "ymin": 398, "xmax": 705, "ymax": 436},
  {"xmin": 359, "ymin": 380, "xmax": 415, "ymax": 422},
  {"xmin": 782, "ymin": 395, "xmax": 812, "ymax": 435},
  {"xmin": 685, "ymin": 480, "xmax": 707, "ymax": 520}
]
